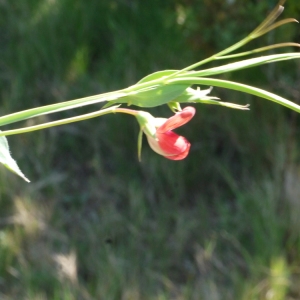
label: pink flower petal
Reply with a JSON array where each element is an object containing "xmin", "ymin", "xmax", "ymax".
[
  {"xmin": 142, "ymin": 106, "xmax": 195, "ymax": 160},
  {"xmin": 157, "ymin": 131, "xmax": 191, "ymax": 160},
  {"xmin": 165, "ymin": 143, "xmax": 191, "ymax": 160},
  {"xmin": 157, "ymin": 106, "xmax": 195, "ymax": 133}
]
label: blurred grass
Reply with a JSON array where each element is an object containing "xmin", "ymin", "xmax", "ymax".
[{"xmin": 1, "ymin": 0, "xmax": 300, "ymax": 299}]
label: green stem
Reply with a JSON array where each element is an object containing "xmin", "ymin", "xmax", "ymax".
[
  {"xmin": 250, "ymin": 0, "xmax": 285, "ymax": 35},
  {"xmin": 167, "ymin": 1, "xmax": 289, "ymax": 78},
  {"xmin": 215, "ymin": 43, "xmax": 300, "ymax": 60},
  {"xmin": 0, "ymin": 90, "xmax": 126, "ymax": 127},
  {"xmin": 0, "ymin": 106, "xmax": 138, "ymax": 137},
  {"xmin": 168, "ymin": 36, "xmax": 251, "ymax": 78},
  {"xmin": 0, "ymin": 76, "xmax": 167, "ymax": 127}
]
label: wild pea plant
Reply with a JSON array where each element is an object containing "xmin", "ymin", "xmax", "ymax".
[{"xmin": 1, "ymin": 0, "xmax": 300, "ymax": 182}]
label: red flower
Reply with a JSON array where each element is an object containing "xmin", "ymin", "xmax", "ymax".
[{"xmin": 145, "ymin": 106, "xmax": 195, "ymax": 160}]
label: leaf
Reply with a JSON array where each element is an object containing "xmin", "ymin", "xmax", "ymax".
[
  {"xmin": 137, "ymin": 70, "xmax": 179, "ymax": 83},
  {"xmin": 122, "ymin": 70, "xmax": 191, "ymax": 107},
  {"xmin": 0, "ymin": 133, "xmax": 30, "ymax": 182},
  {"xmin": 183, "ymin": 53, "xmax": 300, "ymax": 78},
  {"xmin": 167, "ymin": 77, "xmax": 300, "ymax": 113},
  {"xmin": 104, "ymin": 70, "xmax": 191, "ymax": 108},
  {"xmin": 127, "ymin": 84, "xmax": 191, "ymax": 107}
]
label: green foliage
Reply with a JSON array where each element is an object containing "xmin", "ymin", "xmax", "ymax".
[
  {"xmin": 0, "ymin": 133, "xmax": 29, "ymax": 182},
  {"xmin": 1, "ymin": 0, "xmax": 300, "ymax": 299}
]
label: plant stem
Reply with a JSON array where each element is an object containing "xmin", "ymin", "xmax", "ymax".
[
  {"xmin": 0, "ymin": 106, "xmax": 139, "ymax": 137},
  {"xmin": 167, "ymin": 1, "xmax": 288, "ymax": 78}
]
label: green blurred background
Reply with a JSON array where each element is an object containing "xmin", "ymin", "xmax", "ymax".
[{"xmin": 1, "ymin": 0, "xmax": 300, "ymax": 299}]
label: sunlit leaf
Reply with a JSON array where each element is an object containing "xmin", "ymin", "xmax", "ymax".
[{"xmin": 0, "ymin": 132, "xmax": 29, "ymax": 182}]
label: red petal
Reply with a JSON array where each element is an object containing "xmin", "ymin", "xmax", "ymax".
[
  {"xmin": 165, "ymin": 143, "xmax": 191, "ymax": 160},
  {"xmin": 157, "ymin": 131, "xmax": 190, "ymax": 160},
  {"xmin": 157, "ymin": 106, "xmax": 195, "ymax": 133}
]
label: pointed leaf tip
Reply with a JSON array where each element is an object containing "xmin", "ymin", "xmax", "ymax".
[{"xmin": 0, "ymin": 133, "xmax": 30, "ymax": 182}]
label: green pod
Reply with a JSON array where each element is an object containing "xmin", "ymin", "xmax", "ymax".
[
  {"xmin": 127, "ymin": 83, "xmax": 190, "ymax": 107},
  {"xmin": 104, "ymin": 70, "xmax": 190, "ymax": 108}
]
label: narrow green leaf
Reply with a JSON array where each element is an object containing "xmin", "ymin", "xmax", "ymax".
[
  {"xmin": 0, "ymin": 132, "xmax": 29, "ymax": 182},
  {"xmin": 167, "ymin": 77, "xmax": 300, "ymax": 113},
  {"xmin": 215, "ymin": 43, "xmax": 300, "ymax": 60},
  {"xmin": 194, "ymin": 99, "xmax": 250, "ymax": 110},
  {"xmin": 181, "ymin": 53, "xmax": 300, "ymax": 78},
  {"xmin": 137, "ymin": 128, "xmax": 143, "ymax": 162},
  {"xmin": 0, "ymin": 91, "xmax": 127, "ymax": 127}
]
